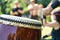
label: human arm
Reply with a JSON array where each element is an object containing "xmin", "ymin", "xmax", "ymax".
[
  {"xmin": 10, "ymin": 8, "xmax": 18, "ymax": 16},
  {"xmin": 17, "ymin": 7, "xmax": 24, "ymax": 14},
  {"xmin": 43, "ymin": 0, "xmax": 60, "ymax": 15}
]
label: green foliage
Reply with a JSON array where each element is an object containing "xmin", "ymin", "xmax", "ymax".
[
  {"xmin": 0, "ymin": 0, "xmax": 27, "ymax": 14},
  {"xmin": 0, "ymin": 0, "xmax": 51, "ymax": 14},
  {"xmin": 18, "ymin": 0, "xmax": 28, "ymax": 11}
]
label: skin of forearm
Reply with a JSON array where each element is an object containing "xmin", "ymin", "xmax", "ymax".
[
  {"xmin": 11, "ymin": 12, "xmax": 18, "ymax": 15},
  {"xmin": 58, "ymin": 0, "xmax": 60, "ymax": 2},
  {"xmin": 43, "ymin": 6, "xmax": 53, "ymax": 16},
  {"xmin": 18, "ymin": 10, "xmax": 24, "ymax": 14},
  {"xmin": 42, "ymin": 0, "xmax": 53, "ymax": 16}
]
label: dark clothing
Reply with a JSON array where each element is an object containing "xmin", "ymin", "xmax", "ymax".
[
  {"xmin": 43, "ymin": 15, "xmax": 46, "ymax": 19},
  {"xmin": 30, "ymin": 15, "xmax": 39, "ymax": 20},
  {"xmin": 51, "ymin": 0, "xmax": 60, "ymax": 9},
  {"xmin": 51, "ymin": 28, "xmax": 60, "ymax": 40},
  {"xmin": 12, "ymin": 7, "xmax": 23, "ymax": 17},
  {"xmin": 29, "ymin": 13, "xmax": 46, "ymax": 20}
]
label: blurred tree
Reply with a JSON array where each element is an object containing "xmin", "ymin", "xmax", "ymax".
[
  {"xmin": 18, "ymin": 0, "xmax": 28, "ymax": 11},
  {"xmin": 0, "ymin": 0, "xmax": 13, "ymax": 14},
  {"xmin": 1, "ymin": 0, "xmax": 51, "ymax": 14},
  {"xmin": 0, "ymin": 0, "xmax": 7, "ymax": 14}
]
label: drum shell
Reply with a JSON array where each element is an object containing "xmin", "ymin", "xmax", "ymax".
[{"xmin": 0, "ymin": 24, "xmax": 41, "ymax": 40}]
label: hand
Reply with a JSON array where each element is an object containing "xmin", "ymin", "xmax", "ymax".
[
  {"xmin": 10, "ymin": 11, "xmax": 18, "ymax": 16},
  {"xmin": 42, "ymin": 8, "xmax": 49, "ymax": 16},
  {"xmin": 18, "ymin": 10, "xmax": 24, "ymax": 14},
  {"xmin": 14, "ymin": 12, "xmax": 18, "ymax": 15},
  {"xmin": 42, "ymin": 6, "xmax": 53, "ymax": 16}
]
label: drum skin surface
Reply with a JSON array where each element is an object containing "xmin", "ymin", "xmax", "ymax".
[{"xmin": 0, "ymin": 24, "xmax": 41, "ymax": 40}]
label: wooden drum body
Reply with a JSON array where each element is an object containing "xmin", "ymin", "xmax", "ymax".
[
  {"xmin": 15, "ymin": 27, "xmax": 41, "ymax": 40},
  {"xmin": 0, "ymin": 24, "xmax": 41, "ymax": 40},
  {"xmin": 0, "ymin": 14, "xmax": 41, "ymax": 40}
]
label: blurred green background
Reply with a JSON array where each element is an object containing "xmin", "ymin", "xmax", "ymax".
[{"xmin": 0, "ymin": 0, "xmax": 51, "ymax": 14}]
